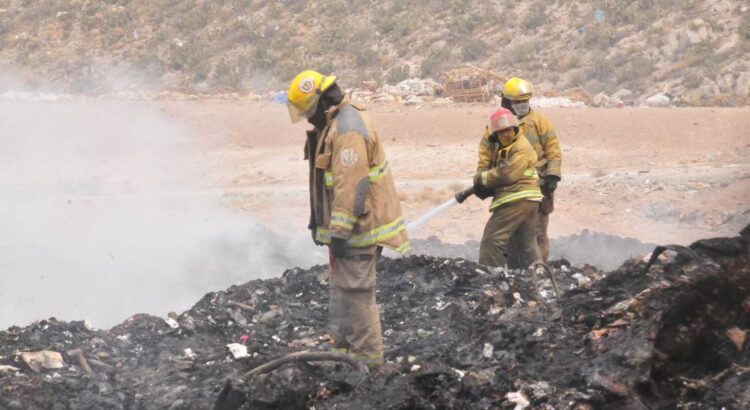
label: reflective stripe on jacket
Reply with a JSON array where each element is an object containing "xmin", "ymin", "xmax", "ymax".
[
  {"xmin": 307, "ymin": 98, "xmax": 410, "ymax": 253},
  {"xmin": 477, "ymin": 127, "xmax": 543, "ymax": 211}
]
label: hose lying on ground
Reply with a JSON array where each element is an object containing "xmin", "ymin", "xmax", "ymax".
[
  {"xmin": 641, "ymin": 245, "xmax": 697, "ymax": 274},
  {"xmin": 242, "ymin": 351, "xmax": 367, "ymax": 380}
]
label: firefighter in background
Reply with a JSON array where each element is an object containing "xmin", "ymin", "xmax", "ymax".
[
  {"xmin": 287, "ymin": 70, "xmax": 409, "ymax": 370},
  {"xmin": 501, "ymin": 77, "xmax": 562, "ymax": 262},
  {"xmin": 474, "ymin": 107, "xmax": 544, "ymax": 268}
]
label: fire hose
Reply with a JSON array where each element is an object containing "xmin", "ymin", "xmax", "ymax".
[{"xmin": 407, "ymin": 185, "xmax": 561, "ymax": 299}]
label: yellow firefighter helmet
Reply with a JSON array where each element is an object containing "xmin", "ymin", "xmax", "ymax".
[
  {"xmin": 502, "ymin": 77, "xmax": 534, "ymax": 101},
  {"xmin": 287, "ymin": 70, "xmax": 337, "ymax": 122}
]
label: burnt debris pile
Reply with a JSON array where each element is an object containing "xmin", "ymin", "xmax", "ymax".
[{"xmin": 1, "ymin": 227, "xmax": 748, "ymax": 409}]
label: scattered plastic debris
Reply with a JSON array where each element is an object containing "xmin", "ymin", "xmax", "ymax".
[
  {"xmin": 225, "ymin": 343, "xmax": 249, "ymax": 359},
  {"xmin": 20, "ymin": 351, "xmax": 65, "ymax": 372},
  {"xmin": 505, "ymin": 390, "xmax": 530, "ymax": 410}
]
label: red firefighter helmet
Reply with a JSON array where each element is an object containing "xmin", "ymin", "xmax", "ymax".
[{"xmin": 489, "ymin": 107, "xmax": 519, "ymax": 133}]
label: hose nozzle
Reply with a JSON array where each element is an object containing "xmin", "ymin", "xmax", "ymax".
[{"xmin": 454, "ymin": 186, "xmax": 475, "ymax": 204}]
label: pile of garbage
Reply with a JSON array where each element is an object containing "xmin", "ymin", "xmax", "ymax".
[
  {"xmin": 1, "ymin": 227, "xmax": 748, "ymax": 409},
  {"xmin": 349, "ymin": 76, "xmax": 590, "ymax": 108},
  {"xmin": 352, "ymin": 78, "xmax": 447, "ymax": 106},
  {"xmin": 590, "ymin": 90, "xmax": 678, "ymax": 108},
  {"xmin": 532, "ymin": 96, "xmax": 587, "ymax": 108}
]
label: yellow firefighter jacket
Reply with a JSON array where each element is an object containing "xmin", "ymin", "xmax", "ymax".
[
  {"xmin": 518, "ymin": 110, "xmax": 562, "ymax": 178},
  {"xmin": 480, "ymin": 110, "xmax": 561, "ymax": 178},
  {"xmin": 476, "ymin": 128, "xmax": 544, "ymax": 211},
  {"xmin": 305, "ymin": 98, "xmax": 410, "ymax": 254}
]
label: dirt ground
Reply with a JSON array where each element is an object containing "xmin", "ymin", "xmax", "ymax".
[{"xmin": 160, "ymin": 100, "xmax": 750, "ymax": 248}]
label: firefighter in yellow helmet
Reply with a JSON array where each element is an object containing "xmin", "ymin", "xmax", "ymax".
[
  {"xmin": 500, "ymin": 77, "xmax": 562, "ymax": 262},
  {"xmin": 287, "ymin": 70, "xmax": 409, "ymax": 369},
  {"xmin": 474, "ymin": 108, "xmax": 544, "ymax": 268}
]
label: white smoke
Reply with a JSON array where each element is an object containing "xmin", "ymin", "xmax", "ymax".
[{"xmin": 0, "ymin": 88, "xmax": 325, "ymax": 329}]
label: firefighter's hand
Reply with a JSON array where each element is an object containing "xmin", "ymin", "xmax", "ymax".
[
  {"xmin": 312, "ymin": 230, "xmax": 324, "ymax": 246},
  {"xmin": 472, "ymin": 173, "xmax": 490, "ymax": 200},
  {"xmin": 330, "ymin": 237, "xmax": 347, "ymax": 258},
  {"xmin": 475, "ymin": 186, "xmax": 494, "ymax": 200},
  {"xmin": 309, "ymin": 225, "xmax": 323, "ymax": 246},
  {"xmin": 542, "ymin": 176, "xmax": 560, "ymax": 193}
]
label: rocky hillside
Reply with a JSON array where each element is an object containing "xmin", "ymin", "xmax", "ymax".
[{"xmin": 1, "ymin": 0, "xmax": 749, "ymax": 105}]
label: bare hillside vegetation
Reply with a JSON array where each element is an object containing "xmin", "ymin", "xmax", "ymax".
[{"xmin": 1, "ymin": 0, "xmax": 749, "ymax": 105}]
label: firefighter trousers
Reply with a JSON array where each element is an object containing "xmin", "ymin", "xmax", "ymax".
[
  {"xmin": 479, "ymin": 200, "xmax": 542, "ymax": 268},
  {"xmin": 328, "ymin": 245, "xmax": 383, "ymax": 366},
  {"xmin": 537, "ymin": 190, "xmax": 554, "ymax": 262},
  {"xmin": 507, "ymin": 190, "xmax": 554, "ymax": 267}
]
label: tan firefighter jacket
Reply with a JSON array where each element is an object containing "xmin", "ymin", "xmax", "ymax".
[
  {"xmin": 519, "ymin": 110, "xmax": 562, "ymax": 178},
  {"xmin": 476, "ymin": 127, "xmax": 544, "ymax": 211},
  {"xmin": 480, "ymin": 110, "xmax": 562, "ymax": 179},
  {"xmin": 305, "ymin": 97, "xmax": 410, "ymax": 254}
]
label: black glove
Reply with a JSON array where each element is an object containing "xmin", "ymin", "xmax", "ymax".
[
  {"xmin": 488, "ymin": 131, "xmax": 499, "ymax": 144},
  {"xmin": 330, "ymin": 237, "xmax": 347, "ymax": 258},
  {"xmin": 542, "ymin": 176, "xmax": 560, "ymax": 193},
  {"xmin": 473, "ymin": 173, "xmax": 494, "ymax": 200},
  {"xmin": 474, "ymin": 186, "xmax": 494, "ymax": 200}
]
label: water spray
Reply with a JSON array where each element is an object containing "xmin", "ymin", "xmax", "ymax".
[
  {"xmin": 406, "ymin": 186, "xmax": 475, "ymax": 233},
  {"xmin": 383, "ymin": 186, "xmax": 474, "ymax": 258}
]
